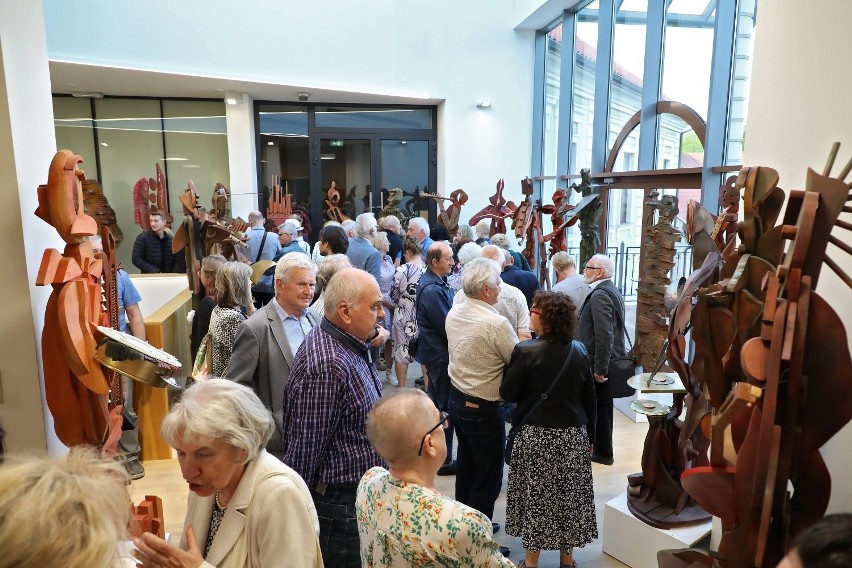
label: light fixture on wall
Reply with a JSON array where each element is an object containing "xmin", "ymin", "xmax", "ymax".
[
  {"xmin": 476, "ymin": 100, "xmax": 492, "ymax": 109},
  {"xmin": 225, "ymin": 91, "xmax": 247, "ymax": 105},
  {"xmin": 298, "ymin": 92, "xmax": 310, "ymax": 102},
  {"xmin": 70, "ymin": 91, "xmax": 104, "ymax": 99}
]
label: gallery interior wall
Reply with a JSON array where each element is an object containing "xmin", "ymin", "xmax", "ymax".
[{"xmin": 742, "ymin": 0, "xmax": 852, "ymax": 513}]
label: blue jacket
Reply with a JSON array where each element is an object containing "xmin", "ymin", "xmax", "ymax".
[
  {"xmin": 500, "ymin": 264, "xmax": 540, "ymax": 307},
  {"xmin": 414, "ymin": 270, "xmax": 454, "ymax": 365},
  {"xmin": 346, "ymin": 237, "xmax": 382, "ymax": 287}
]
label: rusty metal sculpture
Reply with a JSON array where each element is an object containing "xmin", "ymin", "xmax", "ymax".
[
  {"xmin": 324, "ymin": 181, "xmax": 348, "ymax": 223},
  {"xmin": 469, "ymin": 179, "xmax": 517, "ymax": 237},
  {"xmin": 424, "ymin": 188, "xmax": 468, "ymax": 239},
  {"xmin": 82, "ymin": 179, "xmax": 123, "ymax": 246},
  {"xmin": 132, "ymin": 164, "xmax": 172, "ymax": 229},
  {"xmin": 210, "ymin": 182, "xmax": 230, "ymax": 222},
  {"xmin": 658, "ymin": 144, "xmax": 852, "ymax": 568}
]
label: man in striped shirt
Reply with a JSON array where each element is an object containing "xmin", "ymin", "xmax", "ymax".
[{"xmin": 282, "ymin": 267, "xmax": 386, "ymax": 568}]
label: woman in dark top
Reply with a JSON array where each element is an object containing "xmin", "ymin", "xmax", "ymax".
[
  {"xmin": 501, "ymin": 291, "xmax": 598, "ymax": 568},
  {"xmin": 190, "ymin": 254, "xmax": 226, "ymax": 360}
]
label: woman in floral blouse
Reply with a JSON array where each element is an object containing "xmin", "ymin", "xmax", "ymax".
[
  {"xmin": 357, "ymin": 389, "xmax": 513, "ymax": 567},
  {"xmin": 389, "ymin": 237, "xmax": 426, "ymax": 388}
]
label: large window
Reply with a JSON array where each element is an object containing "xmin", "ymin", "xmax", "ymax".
[{"xmin": 52, "ymin": 96, "xmax": 229, "ymax": 273}]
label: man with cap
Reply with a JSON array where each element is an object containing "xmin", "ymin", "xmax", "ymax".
[
  {"xmin": 274, "ymin": 222, "xmax": 306, "ymax": 260},
  {"xmin": 285, "ymin": 217, "xmax": 311, "ymax": 255}
]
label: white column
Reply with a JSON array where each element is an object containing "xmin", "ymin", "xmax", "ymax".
[
  {"xmin": 225, "ymin": 94, "xmax": 259, "ymax": 218},
  {"xmin": 0, "ymin": 1, "xmax": 65, "ymax": 453}
]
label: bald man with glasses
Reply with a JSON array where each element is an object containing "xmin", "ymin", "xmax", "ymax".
[
  {"xmin": 576, "ymin": 254, "xmax": 627, "ymax": 466},
  {"xmin": 356, "ymin": 389, "xmax": 513, "ymax": 567}
]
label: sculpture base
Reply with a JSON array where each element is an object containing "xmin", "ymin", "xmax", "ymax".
[
  {"xmin": 603, "ymin": 492, "xmax": 711, "ymax": 568},
  {"xmin": 626, "ymin": 485, "xmax": 712, "ymax": 529}
]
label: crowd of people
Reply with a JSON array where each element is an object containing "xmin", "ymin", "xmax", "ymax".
[{"xmin": 10, "ymin": 210, "xmax": 644, "ymax": 568}]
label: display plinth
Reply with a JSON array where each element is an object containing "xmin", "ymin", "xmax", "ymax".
[
  {"xmin": 614, "ymin": 390, "xmax": 672, "ymax": 423},
  {"xmin": 603, "ymin": 492, "xmax": 711, "ymax": 568}
]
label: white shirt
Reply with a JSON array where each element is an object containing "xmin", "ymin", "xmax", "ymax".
[
  {"xmin": 452, "ymin": 282, "xmax": 530, "ymax": 338},
  {"xmin": 445, "ymin": 297, "xmax": 519, "ymax": 401},
  {"xmin": 552, "ymin": 273, "xmax": 592, "ymax": 314}
]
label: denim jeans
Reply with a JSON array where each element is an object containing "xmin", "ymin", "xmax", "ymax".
[
  {"xmin": 448, "ymin": 388, "xmax": 505, "ymax": 520},
  {"xmin": 311, "ymin": 484, "xmax": 361, "ymax": 568},
  {"xmin": 425, "ymin": 362, "xmax": 455, "ymax": 461}
]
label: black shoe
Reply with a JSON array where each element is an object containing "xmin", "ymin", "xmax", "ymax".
[
  {"xmin": 437, "ymin": 460, "xmax": 457, "ymax": 476},
  {"xmin": 491, "ymin": 522, "xmax": 501, "ymax": 534},
  {"xmin": 499, "ymin": 545, "xmax": 511, "ymax": 557},
  {"xmin": 591, "ymin": 453, "xmax": 614, "ymax": 466},
  {"xmin": 124, "ymin": 458, "xmax": 145, "ymax": 480},
  {"xmin": 414, "ymin": 376, "xmax": 425, "ymax": 386}
]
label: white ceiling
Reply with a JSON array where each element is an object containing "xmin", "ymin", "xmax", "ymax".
[{"xmin": 49, "ymin": 60, "xmax": 443, "ymax": 106}]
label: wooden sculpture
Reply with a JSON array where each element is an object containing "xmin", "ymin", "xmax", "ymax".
[
  {"xmin": 130, "ymin": 495, "xmax": 165, "ymax": 539},
  {"xmin": 469, "ymin": 179, "xmax": 517, "ymax": 237},
  {"xmin": 571, "ymin": 169, "xmax": 601, "ymax": 269},
  {"xmin": 379, "ymin": 187, "xmax": 404, "ymax": 221},
  {"xmin": 511, "ymin": 177, "xmax": 550, "ymax": 286},
  {"xmin": 658, "ymin": 144, "xmax": 852, "ymax": 568},
  {"xmin": 210, "ymin": 182, "xmax": 230, "ymax": 222},
  {"xmin": 540, "ymin": 188, "xmax": 571, "ymax": 258},
  {"xmin": 132, "ymin": 164, "xmax": 172, "ymax": 229},
  {"xmin": 425, "ymin": 188, "xmax": 468, "ymax": 239},
  {"xmin": 81, "ymin": 179, "xmax": 123, "ymax": 246},
  {"xmin": 35, "ymin": 150, "xmax": 115, "ymax": 448},
  {"xmin": 171, "ymin": 182, "xmax": 204, "ymax": 294},
  {"xmin": 324, "ymin": 181, "xmax": 348, "ymax": 223},
  {"xmin": 635, "ymin": 192, "xmax": 682, "ymax": 371}
]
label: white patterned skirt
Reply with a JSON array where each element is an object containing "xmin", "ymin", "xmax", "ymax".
[{"xmin": 506, "ymin": 425, "xmax": 598, "ymax": 552}]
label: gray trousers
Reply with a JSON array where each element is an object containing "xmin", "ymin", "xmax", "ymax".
[{"xmin": 118, "ymin": 375, "xmax": 140, "ymax": 461}]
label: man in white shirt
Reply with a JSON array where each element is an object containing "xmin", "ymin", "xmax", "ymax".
[
  {"xmin": 551, "ymin": 251, "xmax": 592, "ymax": 314},
  {"xmin": 445, "ymin": 257, "xmax": 519, "ymax": 549}
]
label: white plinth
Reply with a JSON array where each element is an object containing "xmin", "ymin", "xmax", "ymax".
[{"xmin": 603, "ymin": 492, "xmax": 711, "ymax": 568}]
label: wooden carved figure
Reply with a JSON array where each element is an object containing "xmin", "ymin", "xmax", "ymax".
[
  {"xmin": 210, "ymin": 182, "xmax": 230, "ymax": 222},
  {"xmin": 469, "ymin": 178, "xmax": 517, "ymax": 237},
  {"xmin": 82, "ymin": 179, "xmax": 123, "ymax": 246},
  {"xmin": 324, "ymin": 181, "xmax": 348, "ymax": 223},
  {"xmin": 571, "ymin": 169, "xmax": 601, "ymax": 269},
  {"xmin": 424, "ymin": 188, "xmax": 468, "ymax": 239},
  {"xmin": 378, "ymin": 187, "xmax": 404, "ymax": 221},
  {"xmin": 132, "ymin": 163, "xmax": 172, "ymax": 230}
]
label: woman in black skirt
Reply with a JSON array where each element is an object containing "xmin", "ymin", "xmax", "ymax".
[{"xmin": 501, "ymin": 290, "xmax": 598, "ymax": 568}]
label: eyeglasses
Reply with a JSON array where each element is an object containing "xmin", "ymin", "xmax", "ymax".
[
  {"xmin": 530, "ymin": 307, "xmax": 542, "ymax": 315},
  {"xmin": 584, "ymin": 264, "xmax": 603, "ymax": 271},
  {"xmin": 418, "ymin": 411, "xmax": 450, "ymax": 456}
]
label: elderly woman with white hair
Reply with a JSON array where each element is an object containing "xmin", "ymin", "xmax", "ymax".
[
  {"xmin": 133, "ymin": 379, "xmax": 323, "ymax": 568},
  {"xmin": 447, "ymin": 241, "xmax": 482, "ymax": 292},
  {"xmin": 311, "ymin": 253, "xmax": 352, "ymax": 319}
]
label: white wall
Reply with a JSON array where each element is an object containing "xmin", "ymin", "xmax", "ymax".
[
  {"xmin": 44, "ymin": 0, "xmax": 537, "ymax": 214},
  {"xmin": 742, "ymin": 0, "xmax": 852, "ymax": 514},
  {"xmin": 0, "ymin": 0, "xmax": 64, "ymax": 454}
]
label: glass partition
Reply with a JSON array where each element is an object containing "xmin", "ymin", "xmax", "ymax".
[
  {"xmin": 607, "ymin": 0, "xmax": 648, "ymax": 162},
  {"xmin": 53, "ymin": 97, "xmax": 97, "ymax": 178},
  {"xmin": 380, "ymin": 139, "xmax": 430, "ymax": 220},
  {"xmin": 315, "ymin": 107, "xmax": 432, "ymax": 130},
  {"xmin": 258, "ymin": 105, "xmax": 310, "ymax": 222}
]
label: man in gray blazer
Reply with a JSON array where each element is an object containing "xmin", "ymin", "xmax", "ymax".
[
  {"xmin": 346, "ymin": 212, "xmax": 382, "ymax": 287},
  {"xmin": 225, "ymin": 252, "xmax": 319, "ymax": 459},
  {"xmin": 576, "ymin": 253, "xmax": 626, "ymax": 466}
]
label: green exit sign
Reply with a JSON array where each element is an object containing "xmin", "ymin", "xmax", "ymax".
[{"xmin": 330, "ymin": 140, "xmax": 344, "ymax": 147}]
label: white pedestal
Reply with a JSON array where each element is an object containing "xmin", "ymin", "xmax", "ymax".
[{"xmin": 603, "ymin": 492, "xmax": 711, "ymax": 568}]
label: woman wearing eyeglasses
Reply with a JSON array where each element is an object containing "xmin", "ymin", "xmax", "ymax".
[{"xmin": 500, "ymin": 291, "xmax": 598, "ymax": 568}]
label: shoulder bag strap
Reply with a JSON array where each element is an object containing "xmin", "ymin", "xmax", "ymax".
[
  {"xmin": 591, "ymin": 286, "xmax": 634, "ymax": 352},
  {"xmin": 513, "ymin": 340, "xmax": 576, "ymax": 429},
  {"xmin": 255, "ymin": 231, "xmax": 268, "ymax": 263}
]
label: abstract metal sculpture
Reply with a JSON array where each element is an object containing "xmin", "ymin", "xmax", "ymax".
[
  {"xmin": 132, "ymin": 164, "xmax": 172, "ymax": 229},
  {"xmin": 571, "ymin": 169, "xmax": 601, "ymax": 269},
  {"xmin": 469, "ymin": 178, "xmax": 517, "ymax": 237},
  {"xmin": 424, "ymin": 188, "xmax": 468, "ymax": 239}
]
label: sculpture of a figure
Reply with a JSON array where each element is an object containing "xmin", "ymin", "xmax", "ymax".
[
  {"xmin": 425, "ymin": 188, "xmax": 468, "ymax": 239},
  {"xmin": 571, "ymin": 169, "xmax": 601, "ymax": 269},
  {"xmin": 82, "ymin": 179, "xmax": 123, "ymax": 246},
  {"xmin": 132, "ymin": 163, "xmax": 172, "ymax": 230},
  {"xmin": 402, "ymin": 185, "xmax": 426, "ymax": 218},
  {"xmin": 634, "ymin": 192, "xmax": 682, "ymax": 371},
  {"xmin": 324, "ymin": 181, "xmax": 348, "ymax": 223},
  {"xmin": 210, "ymin": 182, "xmax": 230, "ymax": 222},
  {"xmin": 172, "ymin": 181, "xmax": 205, "ymax": 294},
  {"xmin": 540, "ymin": 188, "xmax": 570, "ymax": 258},
  {"xmin": 378, "ymin": 187, "xmax": 404, "ymax": 221},
  {"xmin": 35, "ymin": 150, "xmax": 116, "ymax": 449},
  {"xmin": 469, "ymin": 178, "xmax": 517, "ymax": 237}
]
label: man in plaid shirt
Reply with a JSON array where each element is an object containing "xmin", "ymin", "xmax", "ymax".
[{"xmin": 282, "ymin": 267, "xmax": 387, "ymax": 568}]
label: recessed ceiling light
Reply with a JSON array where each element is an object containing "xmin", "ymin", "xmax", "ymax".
[
  {"xmin": 267, "ymin": 141, "xmax": 274, "ymax": 146},
  {"xmin": 100, "ymin": 142, "xmax": 109, "ymax": 147}
]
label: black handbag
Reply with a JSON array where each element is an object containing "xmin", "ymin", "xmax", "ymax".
[
  {"xmin": 504, "ymin": 341, "xmax": 576, "ymax": 465},
  {"xmin": 595, "ymin": 288, "xmax": 640, "ymax": 398}
]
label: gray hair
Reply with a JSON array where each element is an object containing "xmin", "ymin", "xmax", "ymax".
[
  {"xmin": 456, "ymin": 224, "xmax": 475, "ymax": 242},
  {"xmin": 461, "ymin": 257, "xmax": 502, "ymax": 299},
  {"xmin": 475, "ymin": 219, "xmax": 491, "ymax": 239},
  {"xmin": 480, "ymin": 244, "xmax": 505, "ymax": 266},
  {"xmin": 379, "ymin": 215, "xmax": 400, "ymax": 231},
  {"xmin": 274, "ymin": 251, "xmax": 317, "ymax": 283},
  {"xmin": 408, "ymin": 216, "xmax": 429, "ymax": 237},
  {"xmin": 341, "ymin": 219, "xmax": 357, "ymax": 237},
  {"xmin": 591, "ymin": 253, "xmax": 615, "ymax": 278},
  {"xmin": 489, "ymin": 233, "xmax": 511, "ymax": 249},
  {"xmin": 316, "ymin": 254, "xmax": 352, "ymax": 293},
  {"xmin": 551, "ymin": 251, "xmax": 576, "ymax": 273},
  {"xmin": 278, "ymin": 223, "xmax": 297, "ymax": 237},
  {"xmin": 457, "ymin": 242, "xmax": 482, "ymax": 266},
  {"xmin": 371, "ymin": 231, "xmax": 389, "ymax": 252},
  {"xmin": 161, "ymin": 378, "xmax": 274, "ymax": 464},
  {"xmin": 215, "ymin": 261, "xmax": 253, "ymax": 308},
  {"xmin": 355, "ymin": 213, "xmax": 377, "ymax": 238}
]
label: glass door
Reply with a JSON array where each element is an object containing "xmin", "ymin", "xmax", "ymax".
[
  {"xmin": 317, "ymin": 137, "xmax": 372, "ymax": 225},
  {"xmin": 378, "ymin": 139, "xmax": 432, "ymax": 222}
]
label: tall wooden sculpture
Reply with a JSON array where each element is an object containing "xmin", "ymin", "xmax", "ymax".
[
  {"xmin": 82, "ymin": 179, "xmax": 123, "ymax": 246},
  {"xmin": 658, "ymin": 144, "xmax": 852, "ymax": 568},
  {"xmin": 210, "ymin": 182, "xmax": 230, "ymax": 222},
  {"xmin": 425, "ymin": 188, "xmax": 468, "ymax": 239},
  {"xmin": 324, "ymin": 181, "xmax": 348, "ymax": 223},
  {"xmin": 635, "ymin": 192, "xmax": 682, "ymax": 370},
  {"xmin": 378, "ymin": 188, "xmax": 404, "ymax": 221},
  {"xmin": 132, "ymin": 164, "xmax": 172, "ymax": 229}
]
